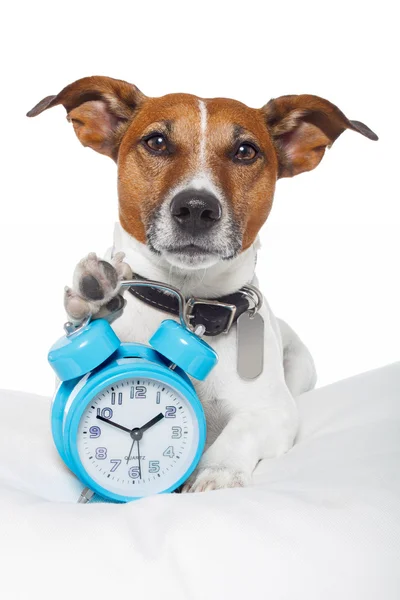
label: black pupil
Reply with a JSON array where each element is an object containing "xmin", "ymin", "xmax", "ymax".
[
  {"xmin": 238, "ymin": 144, "xmax": 254, "ymax": 158},
  {"xmin": 152, "ymin": 136, "xmax": 165, "ymax": 148}
]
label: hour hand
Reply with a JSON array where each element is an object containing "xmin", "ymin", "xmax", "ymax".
[
  {"xmin": 139, "ymin": 413, "xmax": 164, "ymax": 433},
  {"xmin": 96, "ymin": 415, "xmax": 131, "ymax": 433}
]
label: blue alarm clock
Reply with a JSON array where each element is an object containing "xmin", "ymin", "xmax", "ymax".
[{"xmin": 48, "ymin": 280, "xmax": 218, "ymax": 503}]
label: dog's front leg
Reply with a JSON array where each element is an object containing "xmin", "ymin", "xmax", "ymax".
[{"xmin": 182, "ymin": 380, "xmax": 299, "ymax": 493}]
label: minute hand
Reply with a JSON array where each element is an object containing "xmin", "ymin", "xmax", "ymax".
[{"xmin": 139, "ymin": 413, "xmax": 164, "ymax": 433}]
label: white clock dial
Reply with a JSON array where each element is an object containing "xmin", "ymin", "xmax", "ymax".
[{"xmin": 76, "ymin": 378, "xmax": 200, "ymax": 497}]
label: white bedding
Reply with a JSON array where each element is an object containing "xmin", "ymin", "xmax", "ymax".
[{"xmin": 1, "ymin": 363, "xmax": 400, "ymax": 599}]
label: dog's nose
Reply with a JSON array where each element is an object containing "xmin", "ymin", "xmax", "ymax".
[{"xmin": 170, "ymin": 189, "xmax": 222, "ymax": 232}]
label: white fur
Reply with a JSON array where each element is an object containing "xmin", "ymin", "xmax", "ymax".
[
  {"xmin": 95, "ymin": 222, "xmax": 317, "ymax": 492},
  {"xmin": 198, "ymin": 100, "xmax": 207, "ymax": 168}
]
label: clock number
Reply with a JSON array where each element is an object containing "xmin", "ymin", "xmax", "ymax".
[
  {"xmin": 97, "ymin": 407, "xmax": 113, "ymax": 419},
  {"xmin": 95, "ymin": 447, "xmax": 107, "ymax": 460},
  {"xmin": 163, "ymin": 446, "xmax": 175, "ymax": 458},
  {"xmin": 171, "ymin": 426, "xmax": 182, "ymax": 439},
  {"xmin": 135, "ymin": 386, "xmax": 147, "ymax": 399},
  {"xmin": 130, "ymin": 385, "xmax": 147, "ymax": 399},
  {"xmin": 165, "ymin": 406, "xmax": 176, "ymax": 418},
  {"xmin": 148, "ymin": 460, "xmax": 160, "ymax": 473},
  {"xmin": 89, "ymin": 426, "xmax": 101, "ymax": 438},
  {"xmin": 110, "ymin": 459, "xmax": 121, "ymax": 472},
  {"xmin": 156, "ymin": 391, "xmax": 161, "ymax": 404},
  {"xmin": 111, "ymin": 392, "xmax": 123, "ymax": 405},
  {"xmin": 129, "ymin": 466, "xmax": 140, "ymax": 479}
]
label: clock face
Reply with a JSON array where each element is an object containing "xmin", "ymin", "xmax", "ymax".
[{"xmin": 76, "ymin": 377, "xmax": 200, "ymax": 497}]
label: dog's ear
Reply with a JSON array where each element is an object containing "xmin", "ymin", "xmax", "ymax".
[
  {"xmin": 262, "ymin": 94, "xmax": 378, "ymax": 178},
  {"xmin": 27, "ymin": 76, "xmax": 146, "ymax": 161}
]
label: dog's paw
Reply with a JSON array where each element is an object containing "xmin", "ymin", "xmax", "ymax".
[
  {"xmin": 73, "ymin": 252, "xmax": 131, "ymax": 303},
  {"xmin": 65, "ymin": 252, "xmax": 132, "ymax": 323},
  {"xmin": 181, "ymin": 466, "xmax": 251, "ymax": 493}
]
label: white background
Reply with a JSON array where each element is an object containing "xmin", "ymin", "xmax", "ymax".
[{"xmin": 0, "ymin": 0, "xmax": 398, "ymax": 397}]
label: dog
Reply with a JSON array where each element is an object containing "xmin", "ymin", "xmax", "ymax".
[{"xmin": 27, "ymin": 76, "xmax": 377, "ymax": 492}]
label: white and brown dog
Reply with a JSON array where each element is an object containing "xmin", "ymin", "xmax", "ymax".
[{"xmin": 27, "ymin": 76, "xmax": 377, "ymax": 492}]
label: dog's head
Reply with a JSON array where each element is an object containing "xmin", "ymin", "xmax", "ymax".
[{"xmin": 28, "ymin": 76, "xmax": 377, "ymax": 270}]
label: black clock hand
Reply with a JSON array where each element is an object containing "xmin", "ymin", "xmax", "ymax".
[
  {"xmin": 126, "ymin": 414, "xmax": 163, "ymax": 474},
  {"xmin": 127, "ymin": 414, "xmax": 164, "ymax": 471},
  {"xmin": 139, "ymin": 413, "xmax": 164, "ymax": 433},
  {"xmin": 96, "ymin": 415, "xmax": 131, "ymax": 434}
]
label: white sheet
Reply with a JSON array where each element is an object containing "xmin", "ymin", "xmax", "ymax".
[{"xmin": 1, "ymin": 363, "xmax": 400, "ymax": 599}]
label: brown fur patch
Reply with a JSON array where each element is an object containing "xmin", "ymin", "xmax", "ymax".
[{"xmin": 263, "ymin": 95, "xmax": 378, "ymax": 177}]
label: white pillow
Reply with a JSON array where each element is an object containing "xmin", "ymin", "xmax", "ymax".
[{"xmin": 1, "ymin": 363, "xmax": 399, "ymax": 599}]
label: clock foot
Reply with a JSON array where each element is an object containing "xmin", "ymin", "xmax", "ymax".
[{"xmin": 77, "ymin": 487, "xmax": 95, "ymax": 504}]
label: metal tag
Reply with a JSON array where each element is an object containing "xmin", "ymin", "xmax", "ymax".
[{"xmin": 236, "ymin": 312, "xmax": 264, "ymax": 380}]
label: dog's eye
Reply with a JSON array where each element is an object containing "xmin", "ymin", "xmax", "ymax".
[
  {"xmin": 145, "ymin": 134, "xmax": 168, "ymax": 153},
  {"xmin": 235, "ymin": 143, "xmax": 258, "ymax": 162}
]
